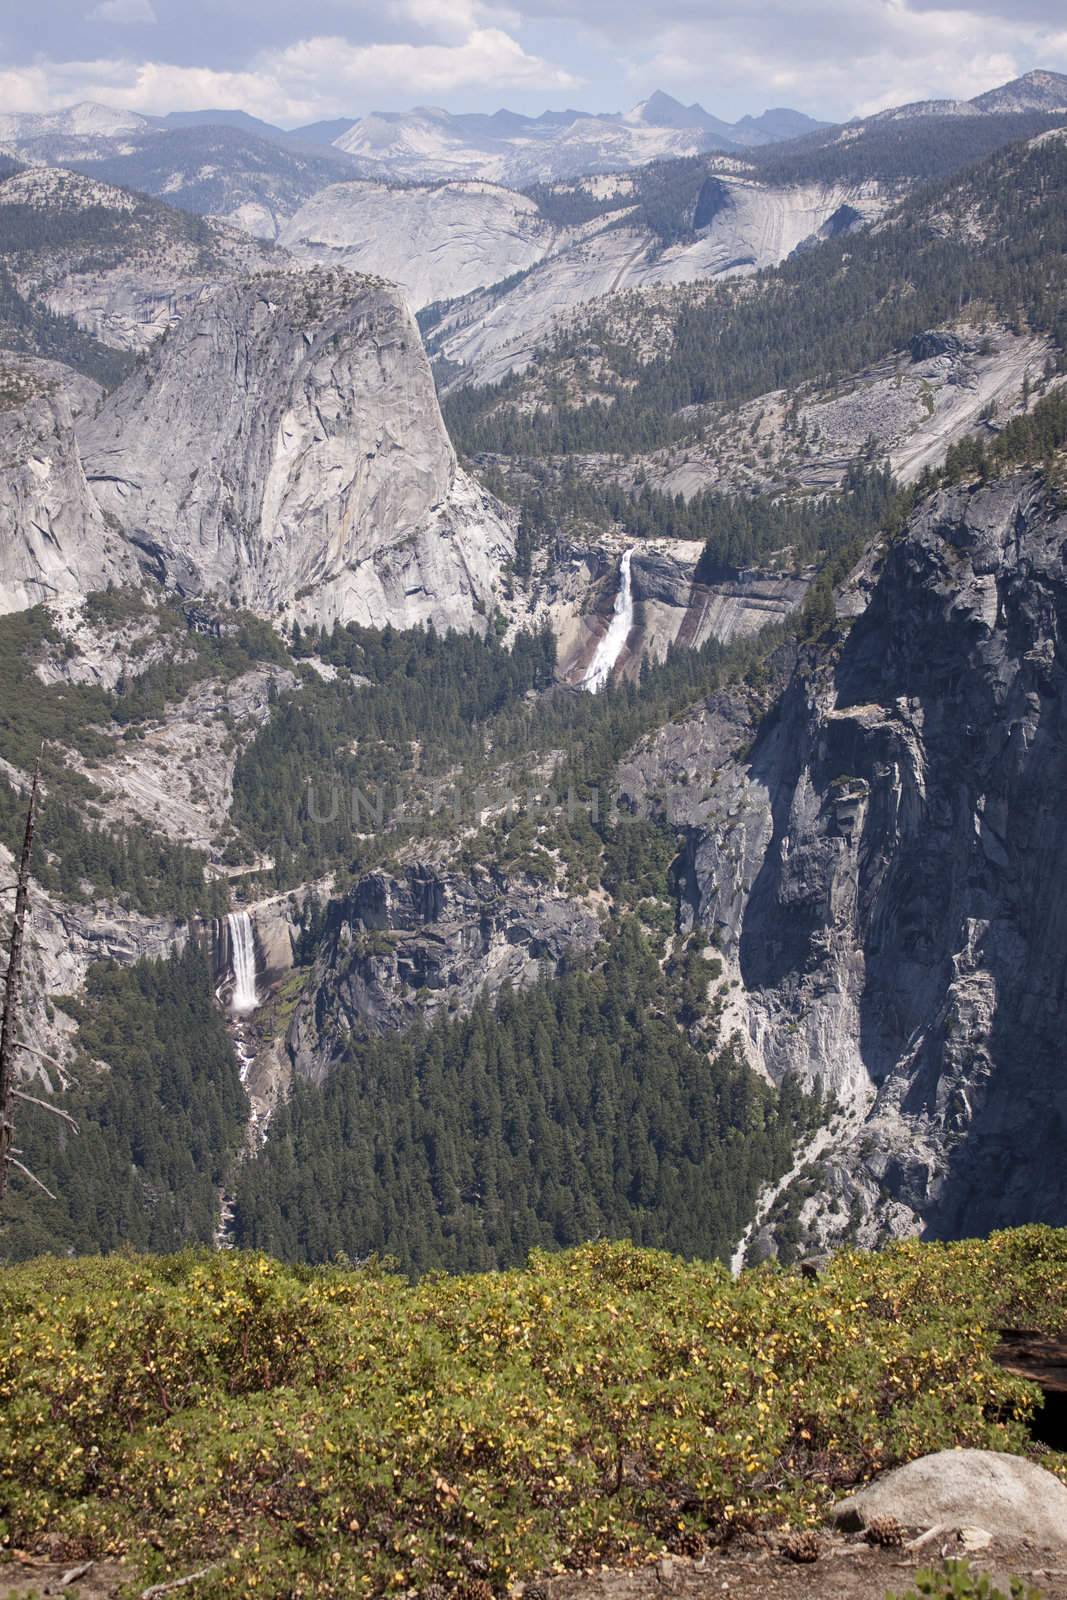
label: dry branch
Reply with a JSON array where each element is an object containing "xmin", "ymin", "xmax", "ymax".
[
  {"xmin": 140, "ymin": 1564, "xmax": 220, "ymax": 1597},
  {"xmin": 12, "ymin": 1089, "xmax": 79, "ymax": 1130},
  {"xmin": 5, "ymin": 1155, "xmax": 57, "ymax": 1201}
]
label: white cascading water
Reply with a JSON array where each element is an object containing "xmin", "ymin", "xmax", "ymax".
[
  {"xmin": 227, "ymin": 910, "xmax": 259, "ymax": 1014},
  {"xmin": 580, "ymin": 547, "xmax": 636, "ymax": 693}
]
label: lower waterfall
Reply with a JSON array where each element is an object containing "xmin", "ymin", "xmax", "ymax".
[
  {"xmin": 581, "ymin": 547, "xmax": 636, "ymax": 693},
  {"xmin": 227, "ymin": 910, "xmax": 259, "ymax": 1014}
]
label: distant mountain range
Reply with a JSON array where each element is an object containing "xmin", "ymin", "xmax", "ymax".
[
  {"xmin": 871, "ymin": 67, "xmax": 1067, "ymax": 122},
  {"xmin": 0, "ymin": 70, "xmax": 1063, "ymax": 238},
  {"xmin": 0, "ymin": 89, "xmax": 829, "ymax": 188}
]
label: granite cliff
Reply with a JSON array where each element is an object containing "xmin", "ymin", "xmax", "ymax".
[
  {"xmin": 77, "ymin": 268, "xmax": 514, "ymax": 631},
  {"xmin": 621, "ymin": 471, "xmax": 1067, "ymax": 1247},
  {"xmin": 0, "ymin": 357, "xmax": 138, "ymax": 614}
]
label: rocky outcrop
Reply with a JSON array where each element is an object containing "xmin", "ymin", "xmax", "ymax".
[
  {"xmin": 4, "ymin": 832, "xmax": 190, "ymax": 1082},
  {"xmin": 611, "ymin": 325, "xmax": 1052, "ymax": 501},
  {"xmin": 552, "ymin": 538, "xmax": 810, "ymax": 685},
  {"xmin": 622, "ymin": 473, "xmax": 1067, "ymax": 1244},
  {"xmin": 430, "ymin": 178, "xmax": 886, "ymax": 391},
  {"xmin": 0, "ymin": 357, "xmax": 138, "ymax": 615},
  {"xmin": 286, "ymin": 863, "xmax": 601, "ymax": 1083},
  {"xmin": 1, "ymin": 165, "xmax": 278, "ymax": 353},
  {"xmin": 75, "ymin": 665, "xmax": 299, "ymax": 852},
  {"xmin": 834, "ymin": 1450, "xmax": 1067, "ymax": 1546},
  {"xmin": 79, "ymin": 268, "xmax": 514, "ymax": 631},
  {"xmin": 281, "ymin": 180, "xmax": 561, "ymax": 312}
]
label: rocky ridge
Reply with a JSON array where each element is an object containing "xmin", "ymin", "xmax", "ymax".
[
  {"xmin": 62, "ymin": 268, "xmax": 514, "ymax": 632},
  {"xmin": 427, "ymin": 177, "xmax": 887, "ymax": 391},
  {"xmin": 0, "ymin": 356, "xmax": 138, "ymax": 614},
  {"xmin": 280, "ymin": 180, "xmax": 564, "ymax": 313},
  {"xmin": 0, "ymin": 255, "xmax": 520, "ymax": 634},
  {"xmin": 274, "ymin": 864, "xmax": 601, "ymax": 1093},
  {"xmin": 622, "ymin": 471, "xmax": 1067, "ymax": 1248},
  {"xmin": 0, "ymin": 165, "xmax": 280, "ymax": 353}
]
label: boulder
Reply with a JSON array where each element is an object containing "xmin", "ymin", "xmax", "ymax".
[
  {"xmin": 910, "ymin": 329, "xmax": 964, "ymax": 362},
  {"xmin": 833, "ymin": 1450, "xmax": 1067, "ymax": 1545}
]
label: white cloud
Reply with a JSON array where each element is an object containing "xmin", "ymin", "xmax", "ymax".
[
  {"xmin": 274, "ymin": 27, "xmax": 577, "ymax": 100},
  {"xmin": 523, "ymin": 0, "xmax": 1067, "ymax": 118},
  {"xmin": 3, "ymin": 0, "xmax": 1066, "ymax": 126},
  {"xmin": 89, "ymin": 0, "xmax": 158, "ymax": 22},
  {"xmin": 388, "ymin": 0, "xmax": 521, "ymax": 36},
  {"xmin": 0, "ymin": 21, "xmax": 578, "ymax": 123}
]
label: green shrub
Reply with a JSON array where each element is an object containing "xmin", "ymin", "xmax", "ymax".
[
  {"xmin": 0, "ymin": 1229, "xmax": 1063, "ymax": 1596},
  {"xmin": 888, "ymin": 1558, "xmax": 1043, "ymax": 1600}
]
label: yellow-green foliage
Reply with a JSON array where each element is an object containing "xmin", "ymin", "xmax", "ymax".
[{"xmin": 0, "ymin": 1228, "xmax": 1064, "ymax": 1598}]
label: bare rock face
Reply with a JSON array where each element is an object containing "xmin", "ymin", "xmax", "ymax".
[
  {"xmin": 1, "ymin": 165, "xmax": 279, "ymax": 353},
  {"xmin": 834, "ymin": 1450, "xmax": 1067, "ymax": 1546},
  {"xmin": 280, "ymin": 179, "xmax": 561, "ymax": 312},
  {"xmin": 624, "ymin": 473, "xmax": 1067, "ymax": 1243},
  {"xmin": 287, "ymin": 863, "xmax": 601, "ymax": 1082},
  {"xmin": 79, "ymin": 268, "xmax": 513, "ymax": 631},
  {"xmin": 552, "ymin": 539, "xmax": 809, "ymax": 686},
  {"xmin": 430, "ymin": 178, "xmax": 886, "ymax": 391},
  {"xmin": 0, "ymin": 357, "xmax": 138, "ymax": 615}
]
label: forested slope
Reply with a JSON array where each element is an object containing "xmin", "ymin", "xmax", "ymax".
[{"xmin": 444, "ymin": 132, "xmax": 1067, "ymax": 458}]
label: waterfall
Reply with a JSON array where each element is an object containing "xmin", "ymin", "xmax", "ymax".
[
  {"xmin": 227, "ymin": 911, "xmax": 259, "ymax": 1014},
  {"xmin": 580, "ymin": 547, "xmax": 636, "ymax": 693}
]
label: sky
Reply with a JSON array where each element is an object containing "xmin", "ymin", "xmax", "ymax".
[{"xmin": 2, "ymin": 0, "xmax": 1067, "ymax": 127}]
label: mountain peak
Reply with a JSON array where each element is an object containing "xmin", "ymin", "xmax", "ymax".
[
  {"xmin": 969, "ymin": 68, "xmax": 1067, "ymax": 114},
  {"xmin": 635, "ymin": 90, "xmax": 718, "ymax": 131}
]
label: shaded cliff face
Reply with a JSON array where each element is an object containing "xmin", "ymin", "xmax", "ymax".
[
  {"xmin": 286, "ymin": 864, "xmax": 600, "ymax": 1084},
  {"xmin": 0, "ymin": 359, "xmax": 138, "ymax": 614},
  {"xmin": 627, "ymin": 473, "xmax": 1067, "ymax": 1242},
  {"xmin": 79, "ymin": 268, "xmax": 513, "ymax": 630}
]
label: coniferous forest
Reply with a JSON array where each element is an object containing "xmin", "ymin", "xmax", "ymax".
[
  {"xmin": 233, "ymin": 920, "xmax": 818, "ymax": 1274},
  {"xmin": 1, "ymin": 946, "xmax": 246, "ymax": 1260}
]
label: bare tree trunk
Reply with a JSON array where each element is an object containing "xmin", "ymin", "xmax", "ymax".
[{"xmin": 0, "ymin": 757, "xmax": 41, "ymax": 1202}]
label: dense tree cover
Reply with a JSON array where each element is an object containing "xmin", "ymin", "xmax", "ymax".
[
  {"xmin": 0, "ymin": 195, "xmax": 210, "ymax": 260},
  {"xmin": 232, "ymin": 608, "xmax": 794, "ymax": 890},
  {"xmin": 0, "ymin": 1231, "xmax": 1062, "ymax": 1595},
  {"xmin": 234, "ymin": 919, "xmax": 817, "ymax": 1273},
  {"xmin": 0, "ymin": 945, "xmax": 246, "ymax": 1260},
  {"xmin": 234, "ymin": 459, "xmax": 911, "ymax": 888},
  {"xmin": 749, "ymin": 110, "xmax": 1067, "ymax": 186},
  {"xmin": 0, "ymin": 777, "xmax": 227, "ymax": 919},
  {"xmin": 524, "ymin": 179, "xmax": 629, "ymax": 229},
  {"xmin": 606, "ymin": 159, "xmax": 727, "ymax": 247},
  {"xmin": 525, "ymin": 161, "xmax": 721, "ymax": 250},
  {"xmin": 490, "ymin": 460, "xmax": 902, "ymax": 577},
  {"xmin": 231, "ymin": 622, "xmax": 558, "ymax": 880},
  {"xmin": 237, "ymin": 598, "xmax": 802, "ymax": 893},
  {"xmin": 444, "ymin": 134, "xmax": 1067, "ymax": 459},
  {"xmin": 0, "ymin": 600, "xmax": 287, "ymax": 774}
]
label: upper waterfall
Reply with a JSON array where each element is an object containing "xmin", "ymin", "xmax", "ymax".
[
  {"xmin": 227, "ymin": 911, "xmax": 259, "ymax": 1014},
  {"xmin": 581, "ymin": 547, "xmax": 636, "ymax": 693}
]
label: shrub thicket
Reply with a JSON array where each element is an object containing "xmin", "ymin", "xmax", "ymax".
[{"xmin": 0, "ymin": 1229, "xmax": 1063, "ymax": 1597}]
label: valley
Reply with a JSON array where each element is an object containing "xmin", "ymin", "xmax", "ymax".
[
  {"xmin": 1, "ymin": 45, "xmax": 1067, "ymax": 1600},
  {"xmin": 0, "ymin": 69, "xmax": 1064, "ymax": 1292}
]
